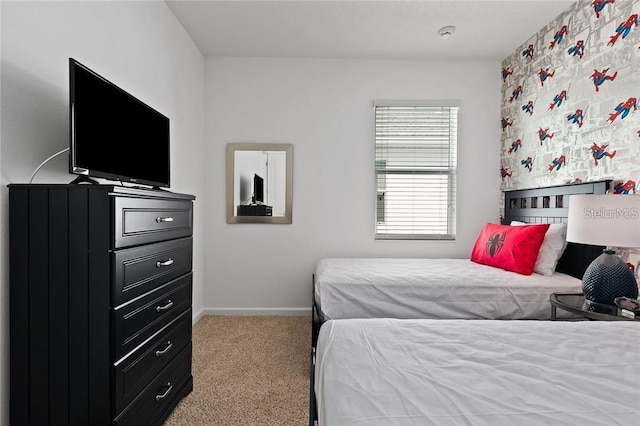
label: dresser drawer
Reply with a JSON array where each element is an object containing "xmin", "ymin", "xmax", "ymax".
[
  {"xmin": 113, "ymin": 274, "xmax": 192, "ymax": 360},
  {"xmin": 114, "ymin": 343, "xmax": 192, "ymax": 426},
  {"xmin": 114, "ymin": 196, "xmax": 193, "ymax": 249},
  {"xmin": 113, "ymin": 237, "xmax": 192, "ymax": 306},
  {"xmin": 114, "ymin": 308, "xmax": 192, "ymax": 415}
]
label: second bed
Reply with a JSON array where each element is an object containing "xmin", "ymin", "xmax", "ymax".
[
  {"xmin": 313, "ymin": 181, "xmax": 609, "ymax": 322},
  {"xmin": 314, "ymin": 257, "xmax": 580, "ymax": 320},
  {"xmin": 313, "ymin": 318, "xmax": 640, "ymax": 426}
]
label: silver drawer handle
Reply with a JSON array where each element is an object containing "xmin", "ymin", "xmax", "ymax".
[
  {"xmin": 156, "ymin": 216, "xmax": 174, "ymax": 223},
  {"xmin": 156, "ymin": 258, "xmax": 174, "ymax": 268},
  {"xmin": 155, "ymin": 382, "xmax": 173, "ymax": 401},
  {"xmin": 155, "ymin": 341, "xmax": 173, "ymax": 357},
  {"xmin": 156, "ymin": 300, "xmax": 174, "ymax": 312}
]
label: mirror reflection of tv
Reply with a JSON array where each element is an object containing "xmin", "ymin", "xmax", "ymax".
[
  {"xmin": 253, "ymin": 173, "xmax": 264, "ymax": 204},
  {"xmin": 69, "ymin": 58, "xmax": 170, "ymax": 188}
]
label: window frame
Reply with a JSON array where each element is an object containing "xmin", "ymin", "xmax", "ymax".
[{"xmin": 373, "ymin": 100, "xmax": 459, "ymax": 241}]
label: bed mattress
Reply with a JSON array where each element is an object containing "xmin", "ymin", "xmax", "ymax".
[
  {"xmin": 315, "ymin": 318, "xmax": 640, "ymax": 426},
  {"xmin": 314, "ymin": 258, "xmax": 581, "ymax": 320}
]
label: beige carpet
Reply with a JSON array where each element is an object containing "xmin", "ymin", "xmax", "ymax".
[{"xmin": 165, "ymin": 315, "xmax": 311, "ymax": 426}]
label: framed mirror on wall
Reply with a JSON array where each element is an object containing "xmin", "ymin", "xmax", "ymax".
[{"xmin": 226, "ymin": 143, "xmax": 293, "ymax": 224}]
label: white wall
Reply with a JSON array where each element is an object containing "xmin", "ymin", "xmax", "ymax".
[
  {"xmin": 0, "ymin": 1, "xmax": 206, "ymax": 422},
  {"xmin": 204, "ymin": 57, "xmax": 501, "ymax": 313}
]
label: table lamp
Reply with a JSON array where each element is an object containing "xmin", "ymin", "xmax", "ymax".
[{"xmin": 566, "ymin": 194, "xmax": 640, "ymax": 306}]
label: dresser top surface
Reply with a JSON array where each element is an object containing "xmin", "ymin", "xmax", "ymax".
[{"xmin": 8, "ymin": 184, "xmax": 195, "ymax": 201}]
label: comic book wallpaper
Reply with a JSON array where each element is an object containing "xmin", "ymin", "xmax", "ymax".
[{"xmin": 500, "ymin": 0, "xmax": 640, "ymax": 194}]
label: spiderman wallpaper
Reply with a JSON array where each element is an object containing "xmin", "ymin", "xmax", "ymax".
[{"xmin": 500, "ymin": 0, "xmax": 640, "ymax": 192}]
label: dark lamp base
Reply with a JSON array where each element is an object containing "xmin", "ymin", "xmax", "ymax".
[
  {"xmin": 583, "ymin": 299, "xmax": 618, "ymax": 315},
  {"xmin": 582, "ymin": 250, "xmax": 639, "ymax": 306}
]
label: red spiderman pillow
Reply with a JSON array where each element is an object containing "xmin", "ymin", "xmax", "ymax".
[{"xmin": 471, "ymin": 223, "xmax": 550, "ymax": 275}]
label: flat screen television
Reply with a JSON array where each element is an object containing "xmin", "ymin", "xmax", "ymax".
[
  {"xmin": 69, "ymin": 58, "xmax": 170, "ymax": 188},
  {"xmin": 253, "ymin": 173, "xmax": 264, "ymax": 204}
]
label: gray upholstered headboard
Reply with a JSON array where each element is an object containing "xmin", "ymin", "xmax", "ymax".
[{"xmin": 503, "ymin": 180, "xmax": 611, "ymax": 280}]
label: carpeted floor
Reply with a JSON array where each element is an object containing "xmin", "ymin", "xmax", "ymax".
[{"xmin": 164, "ymin": 315, "xmax": 311, "ymax": 426}]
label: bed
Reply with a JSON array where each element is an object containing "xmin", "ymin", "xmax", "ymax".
[
  {"xmin": 315, "ymin": 258, "xmax": 581, "ymax": 320},
  {"xmin": 312, "ymin": 181, "xmax": 610, "ymax": 324},
  {"xmin": 313, "ymin": 318, "xmax": 640, "ymax": 426}
]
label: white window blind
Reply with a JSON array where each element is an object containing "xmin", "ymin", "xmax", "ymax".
[{"xmin": 375, "ymin": 103, "xmax": 458, "ymax": 240}]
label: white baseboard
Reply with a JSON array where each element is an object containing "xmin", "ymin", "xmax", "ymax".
[
  {"xmin": 191, "ymin": 307, "xmax": 207, "ymax": 324},
  {"xmin": 198, "ymin": 307, "xmax": 312, "ymax": 317}
]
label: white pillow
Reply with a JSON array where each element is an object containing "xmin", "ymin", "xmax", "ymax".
[{"xmin": 510, "ymin": 221, "xmax": 568, "ymax": 276}]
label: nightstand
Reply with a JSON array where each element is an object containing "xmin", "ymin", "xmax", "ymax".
[{"xmin": 550, "ymin": 292, "xmax": 640, "ymax": 321}]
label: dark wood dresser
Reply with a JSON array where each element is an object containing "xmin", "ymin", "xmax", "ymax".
[{"xmin": 9, "ymin": 184, "xmax": 195, "ymax": 425}]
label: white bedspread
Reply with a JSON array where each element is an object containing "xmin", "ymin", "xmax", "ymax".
[
  {"xmin": 315, "ymin": 258, "xmax": 581, "ymax": 320},
  {"xmin": 315, "ymin": 318, "xmax": 640, "ymax": 426}
]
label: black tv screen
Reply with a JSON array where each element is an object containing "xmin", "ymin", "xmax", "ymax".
[
  {"xmin": 69, "ymin": 58, "xmax": 170, "ymax": 188},
  {"xmin": 253, "ymin": 173, "xmax": 264, "ymax": 203}
]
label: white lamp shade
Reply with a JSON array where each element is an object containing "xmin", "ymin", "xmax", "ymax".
[{"xmin": 567, "ymin": 194, "xmax": 640, "ymax": 248}]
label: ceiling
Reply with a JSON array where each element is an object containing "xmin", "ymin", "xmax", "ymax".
[{"xmin": 166, "ymin": 0, "xmax": 576, "ymax": 61}]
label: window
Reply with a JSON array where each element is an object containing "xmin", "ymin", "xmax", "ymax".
[{"xmin": 374, "ymin": 101, "xmax": 458, "ymax": 240}]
